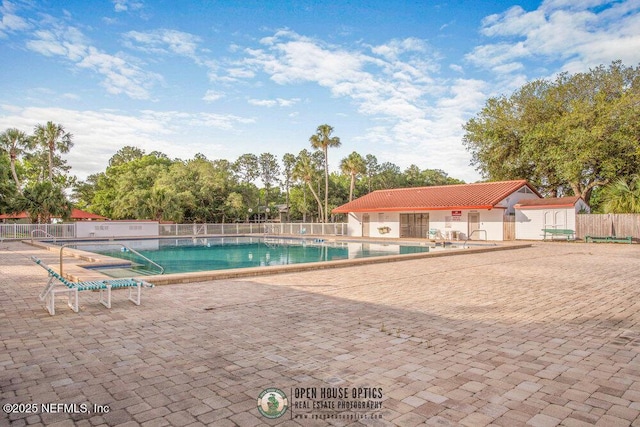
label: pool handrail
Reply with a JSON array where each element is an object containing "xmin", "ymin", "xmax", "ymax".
[
  {"xmin": 59, "ymin": 242, "xmax": 165, "ymax": 277},
  {"xmin": 463, "ymin": 229, "xmax": 488, "ymax": 248},
  {"xmin": 31, "ymin": 229, "xmax": 57, "ymax": 244}
]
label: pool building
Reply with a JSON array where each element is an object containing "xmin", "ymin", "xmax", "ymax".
[{"xmin": 332, "ymin": 180, "xmax": 543, "ymax": 241}]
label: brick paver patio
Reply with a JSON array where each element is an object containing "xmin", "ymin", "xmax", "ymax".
[{"xmin": 1, "ymin": 241, "xmax": 639, "ymax": 426}]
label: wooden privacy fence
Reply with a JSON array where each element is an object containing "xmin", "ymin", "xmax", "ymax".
[
  {"xmin": 503, "ymin": 215, "xmax": 515, "ymax": 240},
  {"xmin": 576, "ymin": 214, "xmax": 640, "ymax": 241}
]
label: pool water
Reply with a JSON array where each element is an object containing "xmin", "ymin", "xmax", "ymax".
[{"xmin": 69, "ymin": 237, "xmax": 432, "ymax": 276}]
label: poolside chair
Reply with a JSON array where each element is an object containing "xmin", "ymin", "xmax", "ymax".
[
  {"xmin": 32, "ymin": 256, "xmax": 153, "ymax": 315},
  {"xmin": 429, "ymin": 228, "xmax": 445, "ymax": 240}
]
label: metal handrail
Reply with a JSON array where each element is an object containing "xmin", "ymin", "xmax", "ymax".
[
  {"xmin": 463, "ymin": 229, "xmax": 488, "ymax": 248},
  {"xmin": 59, "ymin": 242, "xmax": 164, "ymax": 277},
  {"xmin": 31, "ymin": 229, "xmax": 56, "ymax": 243}
]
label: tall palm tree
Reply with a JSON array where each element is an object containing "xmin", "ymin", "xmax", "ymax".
[
  {"xmin": 340, "ymin": 151, "xmax": 366, "ymax": 202},
  {"xmin": 0, "ymin": 128, "xmax": 31, "ymax": 192},
  {"xmin": 293, "ymin": 150, "xmax": 324, "ymax": 222},
  {"xmin": 309, "ymin": 124, "xmax": 341, "ymax": 222},
  {"xmin": 33, "ymin": 121, "xmax": 73, "ymax": 182}
]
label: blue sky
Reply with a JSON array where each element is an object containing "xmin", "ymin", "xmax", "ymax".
[{"xmin": 1, "ymin": 0, "xmax": 639, "ymax": 184}]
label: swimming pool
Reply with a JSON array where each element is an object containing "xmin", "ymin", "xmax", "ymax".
[{"xmin": 64, "ymin": 236, "xmax": 435, "ymax": 277}]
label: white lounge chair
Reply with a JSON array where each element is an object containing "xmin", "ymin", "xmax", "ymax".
[{"xmin": 32, "ymin": 256, "xmax": 153, "ymax": 315}]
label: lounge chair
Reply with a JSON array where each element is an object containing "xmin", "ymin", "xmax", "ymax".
[{"xmin": 32, "ymin": 256, "xmax": 153, "ymax": 315}]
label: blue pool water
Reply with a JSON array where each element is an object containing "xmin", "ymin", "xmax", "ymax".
[{"xmin": 64, "ymin": 237, "xmax": 432, "ymax": 276}]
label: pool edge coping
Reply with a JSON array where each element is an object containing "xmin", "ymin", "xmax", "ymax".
[
  {"xmin": 23, "ymin": 236, "xmax": 532, "ymax": 285},
  {"xmin": 142, "ymin": 242, "xmax": 533, "ymax": 285}
]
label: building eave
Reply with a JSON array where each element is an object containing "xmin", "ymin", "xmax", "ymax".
[{"xmin": 333, "ymin": 205, "xmax": 502, "ymax": 213}]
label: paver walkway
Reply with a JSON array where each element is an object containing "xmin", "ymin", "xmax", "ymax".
[{"xmin": 1, "ymin": 241, "xmax": 639, "ymax": 426}]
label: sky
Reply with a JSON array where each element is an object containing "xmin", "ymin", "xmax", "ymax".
[{"xmin": 1, "ymin": 0, "xmax": 640, "ymax": 184}]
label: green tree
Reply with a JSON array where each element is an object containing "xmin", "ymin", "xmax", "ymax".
[
  {"xmin": 91, "ymin": 152, "xmax": 173, "ymax": 219},
  {"xmin": 293, "ymin": 149, "xmax": 324, "ymax": 222},
  {"xmin": 33, "ymin": 121, "xmax": 73, "ymax": 183},
  {"xmin": 0, "ymin": 156, "xmax": 17, "ymax": 214},
  {"xmin": 258, "ymin": 153, "xmax": 280, "ymax": 220},
  {"xmin": 339, "ymin": 151, "xmax": 366, "ymax": 201},
  {"xmin": 364, "ymin": 154, "xmax": 379, "ymax": 192},
  {"xmin": 233, "ymin": 153, "xmax": 259, "ymax": 183},
  {"xmin": 601, "ymin": 175, "xmax": 640, "ymax": 213},
  {"xmin": 233, "ymin": 153, "xmax": 260, "ymax": 218},
  {"xmin": 282, "ymin": 153, "xmax": 296, "ymax": 221},
  {"xmin": 287, "ymin": 186, "xmax": 312, "ymax": 221},
  {"xmin": 402, "ymin": 166, "xmax": 465, "ymax": 187},
  {"xmin": 376, "ymin": 162, "xmax": 402, "ymax": 189},
  {"xmin": 309, "ymin": 124, "xmax": 341, "ymax": 222},
  {"xmin": 109, "ymin": 146, "xmax": 145, "ymax": 167},
  {"xmin": 13, "ymin": 181, "xmax": 72, "ymax": 223},
  {"xmin": 463, "ymin": 61, "xmax": 640, "ymax": 203},
  {"xmin": 0, "ymin": 128, "xmax": 32, "ymax": 192},
  {"xmin": 403, "ymin": 164, "xmax": 423, "ymax": 187},
  {"xmin": 73, "ymin": 173, "xmax": 101, "ymax": 211},
  {"xmin": 421, "ymin": 169, "xmax": 465, "ymax": 186},
  {"xmin": 223, "ymin": 192, "xmax": 245, "ymax": 222}
]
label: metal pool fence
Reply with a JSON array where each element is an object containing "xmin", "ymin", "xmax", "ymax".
[
  {"xmin": 158, "ymin": 222, "xmax": 347, "ymax": 236},
  {"xmin": 0, "ymin": 222, "xmax": 348, "ymax": 240},
  {"xmin": 0, "ymin": 223, "xmax": 76, "ymax": 241}
]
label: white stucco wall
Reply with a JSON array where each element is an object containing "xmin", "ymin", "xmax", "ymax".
[
  {"xmin": 76, "ymin": 221, "xmax": 160, "ymax": 238},
  {"xmin": 495, "ymin": 186, "xmax": 541, "ymax": 213},
  {"xmin": 515, "ymin": 201, "xmax": 588, "ymax": 240},
  {"xmin": 346, "ymin": 212, "xmax": 402, "ymax": 238},
  {"xmin": 426, "ymin": 209, "xmax": 505, "ymax": 240},
  {"xmin": 346, "ymin": 209, "xmax": 507, "ymax": 240}
]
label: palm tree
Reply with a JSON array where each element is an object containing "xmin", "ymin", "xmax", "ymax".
[
  {"xmin": 293, "ymin": 150, "xmax": 324, "ymax": 222},
  {"xmin": 309, "ymin": 124, "xmax": 341, "ymax": 222},
  {"xmin": 13, "ymin": 181, "xmax": 72, "ymax": 223},
  {"xmin": 282, "ymin": 153, "xmax": 296, "ymax": 222},
  {"xmin": 33, "ymin": 121, "xmax": 73, "ymax": 182},
  {"xmin": 340, "ymin": 151, "xmax": 366, "ymax": 202},
  {"xmin": 0, "ymin": 128, "xmax": 31, "ymax": 192},
  {"xmin": 602, "ymin": 175, "xmax": 640, "ymax": 213}
]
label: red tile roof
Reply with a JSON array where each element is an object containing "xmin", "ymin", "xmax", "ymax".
[
  {"xmin": 332, "ymin": 180, "xmax": 539, "ymax": 213},
  {"xmin": 515, "ymin": 196, "xmax": 583, "ymax": 209}
]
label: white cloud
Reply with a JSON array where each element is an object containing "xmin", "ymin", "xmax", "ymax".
[
  {"xmin": 248, "ymin": 99, "xmax": 277, "ymax": 107},
  {"xmin": 243, "ymin": 30, "xmax": 443, "ymax": 121},
  {"xmin": 0, "ymin": 105, "xmax": 254, "ymax": 179},
  {"xmin": 239, "ymin": 29, "xmax": 486, "ymax": 180},
  {"xmin": 449, "ymin": 64, "xmax": 464, "ymax": 74},
  {"xmin": 187, "ymin": 112, "xmax": 255, "ymax": 130},
  {"xmin": 76, "ymin": 47, "xmax": 162, "ymax": 99},
  {"xmin": 248, "ymin": 98, "xmax": 299, "ymax": 107},
  {"xmin": 202, "ymin": 90, "xmax": 224, "ymax": 102},
  {"xmin": 22, "ymin": 19, "xmax": 162, "ymax": 100},
  {"xmin": 123, "ymin": 29, "xmax": 202, "ymax": 60},
  {"xmin": 467, "ymin": 1, "xmax": 640, "ymax": 76},
  {"xmin": 112, "ymin": 0, "xmax": 144, "ymax": 13},
  {"xmin": 370, "ymin": 37, "xmax": 431, "ymax": 61},
  {"xmin": 0, "ymin": 0, "xmax": 30, "ymax": 36}
]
